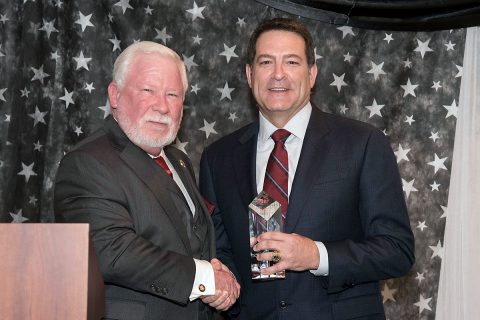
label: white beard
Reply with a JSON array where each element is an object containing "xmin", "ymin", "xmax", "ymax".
[{"xmin": 116, "ymin": 109, "xmax": 182, "ymax": 149}]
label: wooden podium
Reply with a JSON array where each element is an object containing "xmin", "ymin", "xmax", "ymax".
[{"xmin": 0, "ymin": 224, "xmax": 105, "ymax": 320}]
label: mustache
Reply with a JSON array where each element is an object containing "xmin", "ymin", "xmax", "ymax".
[{"xmin": 142, "ymin": 115, "xmax": 173, "ymax": 125}]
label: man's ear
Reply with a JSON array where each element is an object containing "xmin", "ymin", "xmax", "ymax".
[
  {"xmin": 107, "ymin": 82, "xmax": 119, "ymax": 111},
  {"xmin": 245, "ymin": 64, "xmax": 253, "ymax": 88},
  {"xmin": 309, "ymin": 64, "xmax": 318, "ymax": 89}
]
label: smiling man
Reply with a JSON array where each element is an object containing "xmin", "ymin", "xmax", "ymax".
[
  {"xmin": 200, "ymin": 18, "xmax": 414, "ymax": 320},
  {"xmin": 54, "ymin": 41, "xmax": 239, "ymax": 320}
]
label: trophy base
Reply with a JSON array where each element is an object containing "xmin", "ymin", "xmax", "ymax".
[
  {"xmin": 252, "ymin": 270, "xmax": 285, "ymax": 281},
  {"xmin": 251, "ymin": 254, "xmax": 285, "ymax": 280}
]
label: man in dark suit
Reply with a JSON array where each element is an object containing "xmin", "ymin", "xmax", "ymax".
[
  {"xmin": 199, "ymin": 18, "xmax": 415, "ymax": 320},
  {"xmin": 54, "ymin": 41, "xmax": 239, "ymax": 320}
]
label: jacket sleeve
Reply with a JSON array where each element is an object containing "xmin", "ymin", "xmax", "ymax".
[
  {"xmin": 54, "ymin": 151, "xmax": 196, "ymax": 304},
  {"xmin": 323, "ymin": 129, "xmax": 415, "ymax": 292},
  {"xmin": 199, "ymin": 148, "xmax": 241, "ymax": 278}
]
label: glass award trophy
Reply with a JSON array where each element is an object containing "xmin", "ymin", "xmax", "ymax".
[{"xmin": 249, "ymin": 191, "xmax": 285, "ymax": 280}]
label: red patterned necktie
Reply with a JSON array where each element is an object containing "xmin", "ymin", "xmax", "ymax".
[
  {"xmin": 263, "ymin": 129, "xmax": 291, "ymax": 220},
  {"xmin": 154, "ymin": 155, "xmax": 173, "ymax": 178}
]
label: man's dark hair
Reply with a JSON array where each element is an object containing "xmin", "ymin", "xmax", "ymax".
[{"xmin": 247, "ymin": 17, "xmax": 315, "ymax": 67}]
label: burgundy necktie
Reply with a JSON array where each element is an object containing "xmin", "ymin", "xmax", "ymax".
[
  {"xmin": 263, "ymin": 129, "xmax": 291, "ymax": 220},
  {"xmin": 154, "ymin": 155, "xmax": 173, "ymax": 178}
]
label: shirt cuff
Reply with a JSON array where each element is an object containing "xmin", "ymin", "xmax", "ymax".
[
  {"xmin": 190, "ymin": 259, "xmax": 215, "ymax": 301},
  {"xmin": 309, "ymin": 241, "xmax": 329, "ymax": 276}
]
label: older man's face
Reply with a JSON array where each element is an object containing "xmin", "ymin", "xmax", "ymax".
[{"xmin": 108, "ymin": 53, "xmax": 184, "ymax": 155}]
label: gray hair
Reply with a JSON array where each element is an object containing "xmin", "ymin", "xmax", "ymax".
[{"xmin": 112, "ymin": 41, "xmax": 188, "ymax": 93}]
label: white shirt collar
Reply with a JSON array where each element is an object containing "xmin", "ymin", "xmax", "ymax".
[
  {"xmin": 148, "ymin": 149, "xmax": 166, "ymax": 159},
  {"xmin": 258, "ymin": 102, "xmax": 312, "ymax": 143}
]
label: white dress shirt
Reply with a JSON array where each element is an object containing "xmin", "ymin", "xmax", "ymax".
[
  {"xmin": 153, "ymin": 150, "xmax": 215, "ymax": 300},
  {"xmin": 256, "ymin": 103, "xmax": 329, "ymax": 276}
]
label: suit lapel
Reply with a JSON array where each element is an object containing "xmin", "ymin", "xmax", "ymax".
[
  {"xmin": 165, "ymin": 147, "xmax": 205, "ymax": 220},
  {"xmin": 233, "ymin": 123, "xmax": 258, "ymax": 208},
  {"xmin": 166, "ymin": 147, "xmax": 216, "ymax": 258},
  {"xmin": 165, "ymin": 147, "xmax": 196, "ymax": 199},
  {"xmin": 104, "ymin": 118, "xmax": 192, "ymax": 253},
  {"xmin": 286, "ymin": 107, "xmax": 331, "ymax": 233}
]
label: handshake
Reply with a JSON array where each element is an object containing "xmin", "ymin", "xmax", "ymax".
[{"xmin": 201, "ymin": 258, "xmax": 241, "ymax": 311}]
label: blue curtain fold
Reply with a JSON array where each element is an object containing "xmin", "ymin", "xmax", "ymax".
[{"xmin": 257, "ymin": 0, "xmax": 480, "ymax": 30}]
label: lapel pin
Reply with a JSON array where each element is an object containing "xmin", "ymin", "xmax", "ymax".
[{"xmin": 179, "ymin": 160, "xmax": 186, "ymax": 167}]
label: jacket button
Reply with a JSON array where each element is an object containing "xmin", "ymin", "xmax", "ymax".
[
  {"xmin": 279, "ymin": 300, "xmax": 287, "ymax": 308},
  {"xmin": 150, "ymin": 284, "xmax": 160, "ymax": 293},
  {"xmin": 160, "ymin": 287, "xmax": 169, "ymax": 295},
  {"xmin": 193, "ymin": 225, "xmax": 198, "ymax": 231}
]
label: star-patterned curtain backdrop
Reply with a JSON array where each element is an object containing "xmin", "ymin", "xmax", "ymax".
[{"xmin": 0, "ymin": 0, "xmax": 465, "ymax": 319}]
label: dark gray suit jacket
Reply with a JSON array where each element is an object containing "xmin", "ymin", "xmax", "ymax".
[
  {"xmin": 199, "ymin": 106, "xmax": 415, "ymax": 320},
  {"xmin": 55, "ymin": 116, "xmax": 215, "ymax": 320}
]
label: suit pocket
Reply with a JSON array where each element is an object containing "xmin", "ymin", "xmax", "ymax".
[
  {"xmin": 332, "ymin": 288, "xmax": 384, "ymax": 320},
  {"xmin": 311, "ymin": 160, "xmax": 350, "ymax": 187},
  {"xmin": 312, "ymin": 173, "xmax": 347, "ymax": 186},
  {"xmin": 103, "ymin": 299, "xmax": 146, "ymax": 320}
]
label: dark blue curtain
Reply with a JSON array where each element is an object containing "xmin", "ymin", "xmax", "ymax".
[{"xmin": 257, "ymin": 0, "xmax": 480, "ymax": 30}]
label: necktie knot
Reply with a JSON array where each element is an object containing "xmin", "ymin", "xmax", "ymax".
[
  {"xmin": 271, "ymin": 129, "xmax": 291, "ymax": 144},
  {"xmin": 154, "ymin": 156, "xmax": 173, "ymax": 178}
]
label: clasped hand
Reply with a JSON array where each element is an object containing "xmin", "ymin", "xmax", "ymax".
[
  {"xmin": 201, "ymin": 258, "xmax": 240, "ymax": 311},
  {"xmin": 252, "ymin": 232, "xmax": 320, "ymax": 275}
]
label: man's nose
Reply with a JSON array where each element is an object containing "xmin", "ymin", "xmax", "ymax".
[
  {"xmin": 273, "ymin": 63, "xmax": 286, "ymax": 80},
  {"xmin": 151, "ymin": 93, "xmax": 169, "ymax": 113}
]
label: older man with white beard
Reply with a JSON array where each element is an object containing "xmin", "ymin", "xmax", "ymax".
[{"xmin": 54, "ymin": 41, "xmax": 240, "ymax": 320}]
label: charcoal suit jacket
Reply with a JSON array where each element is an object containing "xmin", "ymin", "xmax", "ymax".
[
  {"xmin": 55, "ymin": 115, "xmax": 215, "ymax": 320},
  {"xmin": 199, "ymin": 106, "xmax": 415, "ymax": 320}
]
